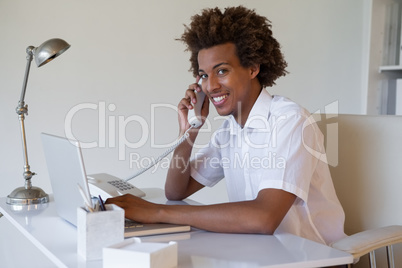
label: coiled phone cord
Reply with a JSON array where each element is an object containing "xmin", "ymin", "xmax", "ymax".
[{"xmin": 125, "ymin": 126, "xmax": 194, "ymax": 182}]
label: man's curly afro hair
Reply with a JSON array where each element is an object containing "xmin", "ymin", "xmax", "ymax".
[{"xmin": 179, "ymin": 6, "xmax": 288, "ymax": 88}]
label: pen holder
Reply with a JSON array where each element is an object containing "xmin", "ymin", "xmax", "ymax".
[{"xmin": 77, "ymin": 204, "xmax": 124, "ymax": 260}]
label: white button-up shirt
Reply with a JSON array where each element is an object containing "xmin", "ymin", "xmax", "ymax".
[{"xmin": 190, "ymin": 89, "xmax": 346, "ymax": 245}]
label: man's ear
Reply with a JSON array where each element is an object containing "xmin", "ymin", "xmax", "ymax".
[{"xmin": 250, "ymin": 64, "xmax": 260, "ymax": 79}]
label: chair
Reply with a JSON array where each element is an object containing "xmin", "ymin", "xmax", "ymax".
[{"xmin": 314, "ymin": 114, "xmax": 402, "ymax": 268}]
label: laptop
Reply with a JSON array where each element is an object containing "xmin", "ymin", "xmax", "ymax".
[{"xmin": 41, "ymin": 133, "xmax": 191, "ymax": 237}]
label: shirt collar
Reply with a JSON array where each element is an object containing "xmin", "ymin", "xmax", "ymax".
[{"xmin": 229, "ymin": 89, "xmax": 273, "ymax": 134}]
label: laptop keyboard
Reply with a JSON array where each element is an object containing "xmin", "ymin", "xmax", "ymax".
[{"xmin": 125, "ymin": 219, "xmax": 144, "ymax": 228}]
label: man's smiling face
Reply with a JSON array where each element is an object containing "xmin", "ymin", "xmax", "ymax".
[{"xmin": 198, "ymin": 42, "xmax": 261, "ymax": 126}]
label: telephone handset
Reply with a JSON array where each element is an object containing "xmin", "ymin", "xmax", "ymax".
[{"xmin": 187, "ymin": 80, "xmax": 206, "ymax": 128}]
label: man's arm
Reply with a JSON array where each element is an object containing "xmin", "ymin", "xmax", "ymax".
[
  {"xmin": 165, "ymin": 130, "xmax": 204, "ymax": 200},
  {"xmin": 106, "ymin": 188, "xmax": 296, "ymax": 234},
  {"xmin": 165, "ymin": 80, "xmax": 209, "ymax": 200}
]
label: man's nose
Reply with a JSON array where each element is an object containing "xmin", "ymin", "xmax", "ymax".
[{"xmin": 206, "ymin": 75, "xmax": 220, "ymax": 93}]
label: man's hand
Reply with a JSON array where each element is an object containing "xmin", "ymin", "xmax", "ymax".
[
  {"xmin": 178, "ymin": 78, "xmax": 209, "ymax": 135},
  {"xmin": 105, "ymin": 194, "xmax": 160, "ymax": 223}
]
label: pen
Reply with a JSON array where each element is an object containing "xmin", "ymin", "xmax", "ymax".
[
  {"xmin": 77, "ymin": 183, "xmax": 94, "ymax": 213},
  {"xmin": 98, "ymin": 195, "xmax": 106, "ymax": 211}
]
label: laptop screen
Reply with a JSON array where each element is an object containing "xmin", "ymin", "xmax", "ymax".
[{"xmin": 41, "ymin": 133, "xmax": 92, "ymax": 226}]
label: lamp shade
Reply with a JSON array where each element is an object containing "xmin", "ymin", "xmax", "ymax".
[{"xmin": 34, "ymin": 38, "xmax": 70, "ymax": 67}]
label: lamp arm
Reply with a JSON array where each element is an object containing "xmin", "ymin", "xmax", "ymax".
[
  {"xmin": 16, "ymin": 46, "xmax": 36, "ymax": 188},
  {"xmin": 18, "ymin": 46, "xmax": 34, "ymax": 105}
]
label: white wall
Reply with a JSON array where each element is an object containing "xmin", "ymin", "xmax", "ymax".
[{"xmin": 0, "ymin": 0, "xmax": 369, "ymax": 266}]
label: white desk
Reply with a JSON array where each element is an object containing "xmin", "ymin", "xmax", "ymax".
[{"xmin": 0, "ymin": 188, "xmax": 352, "ymax": 268}]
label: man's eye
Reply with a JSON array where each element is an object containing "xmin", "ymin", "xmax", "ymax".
[{"xmin": 217, "ymin": 69, "xmax": 227, "ymax": 75}]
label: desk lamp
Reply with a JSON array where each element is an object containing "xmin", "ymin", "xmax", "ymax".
[{"xmin": 6, "ymin": 38, "xmax": 70, "ymax": 205}]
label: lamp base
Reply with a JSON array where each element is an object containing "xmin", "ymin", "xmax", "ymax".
[{"xmin": 6, "ymin": 186, "xmax": 49, "ymax": 205}]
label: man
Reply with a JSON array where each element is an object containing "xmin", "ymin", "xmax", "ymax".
[{"xmin": 107, "ymin": 6, "xmax": 346, "ymax": 245}]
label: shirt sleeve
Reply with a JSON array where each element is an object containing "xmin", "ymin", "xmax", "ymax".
[
  {"xmin": 257, "ymin": 112, "xmax": 324, "ymax": 203},
  {"xmin": 190, "ymin": 133, "xmax": 225, "ymax": 187}
]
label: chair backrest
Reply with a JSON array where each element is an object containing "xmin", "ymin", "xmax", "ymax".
[{"xmin": 314, "ymin": 114, "xmax": 402, "ymax": 235}]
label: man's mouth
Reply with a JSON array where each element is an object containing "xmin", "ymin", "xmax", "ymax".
[{"xmin": 212, "ymin": 94, "xmax": 229, "ymax": 104}]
